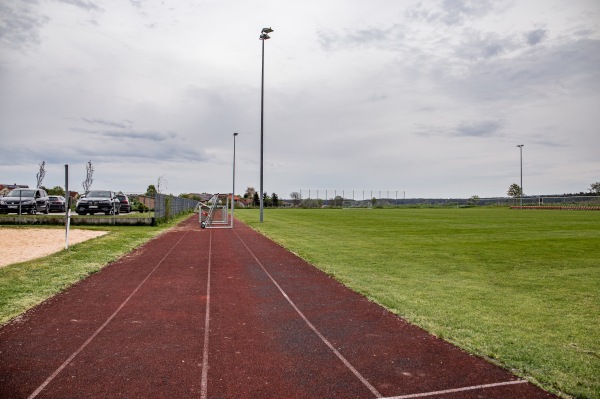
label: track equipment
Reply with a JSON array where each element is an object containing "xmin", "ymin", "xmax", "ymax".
[{"xmin": 198, "ymin": 194, "xmax": 232, "ymax": 229}]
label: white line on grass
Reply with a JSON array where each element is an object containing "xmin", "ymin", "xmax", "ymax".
[
  {"xmin": 27, "ymin": 231, "xmax": 190, "ymax": 399},
  {"xmin": 383, "ymin": 379, "xmax": 528, "ymax": 398},
  {"xmin": 234, "ymin": 230, "xmax": 383, "ymax": 398},
  {"xmin": 200, "ymin": 230, "xmax": 212, "ymax": 399}
]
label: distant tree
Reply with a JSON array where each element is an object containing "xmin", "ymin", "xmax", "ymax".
[
  {"xmin": 331, "ymin": 195, "xmax": 344, "ymax": 207},
  {"xmin": 590, "ymin": 181, "xmax": 600, "ymax": 194},
  {"xmin": 36, "ymin": 161, "xmax": 46, "ymax": 188},
  {"xmin": 290, "ymin": 192, "xmax": 301, "ymax": 207},
  {"xmin": 507, "ymin": 183, "xmax": 522, "ymax": 198},
  {"xmin": 82, "ymin": 160, "xmax": 94, "ymax": 193},
  {"xmin": 156, "ymin": 175, "xmax": 167, "ymax": 194},
  {"xmin": 245, "ymin": 187, "xmax": 256, "ymax": 200},
  {"xmin": 468, "ymin": 195, "xmax": 480, "ymax": 205},
  {"xmin": 371, "ymin": 197, "xmax": 377, "ymax": 206},
  {"xmin": 271, "ymin": 193, "xmax": 279, "ymax": 207},
  {"xmin": 146, "ymin": 185, "xmax": 157, "ymax": 196},
  {"xmin": 252, "ymin": 192, "xmax": 260, "ymax": 207},
  {"xmin": 263, "ymin": 192, "xmax": 272, "ymax": 207},
  {"xmin": 302, "ymin": 198, "xmax": 322, "ymax": 208},
  {"xmin": 47, "ymin": 186, "xmax": 65, "ymax": 196}
]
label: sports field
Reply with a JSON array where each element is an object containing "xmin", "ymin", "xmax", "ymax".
[{"xmin": 235, "ymin": 207, "xmax": 600, "ymax": 399}]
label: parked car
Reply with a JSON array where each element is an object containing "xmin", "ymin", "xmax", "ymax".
[
  {"xmin": 116, "ymin": 193, "xmax": 131, "ymax": 213},
  {"xmin": 48, "ymin": 196, "xmax": 66, "ymax": 213},
  {"xmin": 76, "ymin": 190, "xmax": 121, "ymax": 215},
  {"xmin": 0, "ymin": 188, "xmax": 50, "ymax": 214}
]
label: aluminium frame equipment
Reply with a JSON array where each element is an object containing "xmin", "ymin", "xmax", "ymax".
[{"xmin": 199, "ymin": 194, "xmax": 232, "ymax": 229}]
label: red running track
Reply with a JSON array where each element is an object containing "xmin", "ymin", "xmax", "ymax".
[{"xmin": 0, "ymin": 216, "xmax": 557, "ymax": 398}]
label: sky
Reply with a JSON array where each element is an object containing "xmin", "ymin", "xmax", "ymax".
[{"xmin": 1, "ymin": 0, "xmax": 599, "ymax": 199}]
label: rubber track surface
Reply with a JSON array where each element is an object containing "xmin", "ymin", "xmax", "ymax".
[{"xmin": 0, "ymin": 216, "xmax": 558, "ymax": 398}]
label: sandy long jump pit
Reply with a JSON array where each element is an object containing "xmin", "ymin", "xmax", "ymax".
[{"xmin": 0, "ymin": 228, "xmax": 108, "ymax": 268}]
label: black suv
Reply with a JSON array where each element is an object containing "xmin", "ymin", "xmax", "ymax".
[
  {"xmin": 0, "ymin": 188, "xmax": 50, "ymax": 214},
  {"xmin": 76, "ymin": 190, "xmax": 121, "ymax": 215},
  {"xmin": 116, "ymin": 193, "xmax": 131, "ymax": 213}
]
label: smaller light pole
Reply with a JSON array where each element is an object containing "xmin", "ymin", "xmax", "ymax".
[
  {"xmin": 232, "ymin": 132, "xmax": 239, "ymax": 227},
  {"xmin": 517, "ymin": 144, "xmax": 524, "ymax": 207}
]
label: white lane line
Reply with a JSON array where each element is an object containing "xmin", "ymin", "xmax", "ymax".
[
  {"xmin": 200, "ymin": 230, "xmax": 212, "ymax": 399},
  {"xmin": 234, "ymin": 230, "xmax": 383, "ymax": 398},
  {"xmin": 382, "ymin": 379, "xmax": 528, "ymax": 399},
  {"xmin": 27, "ymin": 231, "xmax": 190, "ymax": 399}
]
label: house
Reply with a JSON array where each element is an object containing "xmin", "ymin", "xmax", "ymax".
[{"xmin": 0, "ymin": 184, "xmax": 29, "ymax": 197}]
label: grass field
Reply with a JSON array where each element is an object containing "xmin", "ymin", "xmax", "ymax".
[{"xmin": 236, "ymin": 207, "xmax": 600, "ymax": 399}]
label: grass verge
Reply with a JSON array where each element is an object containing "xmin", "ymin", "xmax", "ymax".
[
  {"xmin": 236, "ymin": 207, "xmax": 600, "ymax": 399},
  {"xmin": 0, "ymin": 213, "xmax": 193, "ymax": 326}
]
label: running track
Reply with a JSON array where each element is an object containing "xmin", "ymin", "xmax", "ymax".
[{"xmin": 0, "ymin": 216, "xmax": 557, "ymax": 398}]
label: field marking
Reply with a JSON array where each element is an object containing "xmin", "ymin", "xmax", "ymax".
[
  {"xmin": 200, "ymin": 230, "xmax": 212, "ymax": 399},
  {"xmin": 382, "ymin": 379, "xmax": 528, "ymax": 398},
  {"xmin": 27, "ymin": 231, "xmax": 190, "ymax": 399},
  {"xmin": 234, "ymin": 230, "xmax": 383, "ymax": 398}
]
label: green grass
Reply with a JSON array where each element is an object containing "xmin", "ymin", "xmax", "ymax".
[
  {"xmin": 236, "ymin": 208, "xmax": 600, "ymax": 399},
  {"xmin": 0, "ymin": 213, "xmax": 192, "ymax": 326}
]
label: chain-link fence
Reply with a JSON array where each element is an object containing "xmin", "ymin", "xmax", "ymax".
[
  {"xmin": 154, "ymin": 193, "xmax": 200, "ymax": 221},
  {"xmin": 296, "ymin": 190, "xmax": 600, "ymax": 208}
]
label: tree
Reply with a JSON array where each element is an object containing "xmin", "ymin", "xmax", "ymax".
[
  {"xmin": 252, "ymin": 192, "xmax": 260, "ymax": 207},
  {"xmin": 468, "ymin": 195, "xmax": 480, "ymax": 205},
  {"xmin": 331, "ymin": 195, "xmax": 344, "ymax": 207},
  {"xmin": 82, "ymin": 160, "xmax": 94, "ymax": 193},
  {"xmin": 290, "ymin": 192, "xmax": 301, "ymax": 207},
  {"xmin": 47, "ymin": 186, "xmax": 65, "ymax": 196},
  {"xmin": 507, "ymin": 183, "xmax": 522, "ymax": 198},
  {"xmin": 271, "ymin": 192, "xmax": 279, "ymax": 207},
  {"xmin": 146, "ymin": 185, "xmax": 157, "ymax": 196},
  {"xmin": 156, "ymin": 175, "xmax": 167, "ymax": 194},
  {"xmin": 36, "ymin": 161, "xmax": 46, "ymax": 188},
  {"xmin": 590, "ymin": 182, "xmax": 600, "ymax": 194},
  {"xmin": 245, "ymin": 187, "xmax": 256, "ymax": 200},
  {"xmin": 263, "ymin": 192, "xmax": 272, "ymax": 207}
]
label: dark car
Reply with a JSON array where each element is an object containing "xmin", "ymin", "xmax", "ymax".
[
  {"xmin": 0, "ymin": 188, "xmax": 50, "ymax": 214},
  {"xmin": 76, "ymin": 190, "xmax": 121, "ymax": 215},
  {"xmin": 116, "ymin": 193, "xmax": 131, "ymax": 213},
  {"xmin": 48, "ymin": 196, "xmax": 66, "ymax": 212}
]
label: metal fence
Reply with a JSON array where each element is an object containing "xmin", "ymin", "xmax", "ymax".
[
  {"xmin": 296, "ymin": 190, "xmax": 600, "ymax": 207},
  {"xmin": 154, "ymin": 193, "xmax": 200, "ymax": 220}
]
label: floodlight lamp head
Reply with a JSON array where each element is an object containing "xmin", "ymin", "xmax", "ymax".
[
  {"xmin": 233, "ymin": 132, "xmax": 239, "ymax": 136},
  {"xmin": 262, "ymin": 27, "xmax": 274, "ymax": 34},
  {"xmin": 259, "ymin": 33, "xmax": 270, "ymax": 40}
]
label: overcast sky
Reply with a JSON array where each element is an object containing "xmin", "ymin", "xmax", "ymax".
[{"xmin": 1, "ymin": 0, "xmax": 599, "ymax": 199}]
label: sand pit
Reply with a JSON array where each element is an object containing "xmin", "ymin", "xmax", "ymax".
[{"xmin": 0, "ymin": 228, "xmax": 108, "ymax": 268}]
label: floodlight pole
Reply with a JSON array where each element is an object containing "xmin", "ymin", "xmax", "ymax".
[
  {"xmin": 259, "ymin": 27, "xmax": 273, "ymax": 223},
  {"xmin": 232, "ymin": 132, "xmax": 238, "ymax": 228},
  {"xmin": 517, "ymin": 144, "xmax": 524, "ymax": 207}
]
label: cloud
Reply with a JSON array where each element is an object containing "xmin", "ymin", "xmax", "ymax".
[
  {"xmin": 56, "ymin": 0, "xmax": 102, "ymax": 12},
  {"xmin": 450, "ymin": 38, "xmax": 600, "ymax": 102},
  {"xmin": 525, "ymin": 28, "xmax": 547, "ymax": 46},
  {"xmin": 455, "ymin": 120, "xmax": 503, "ymax": 137},
  {"xmin": 405, "ymin": 0, "xmax": 504, "ymax": 27},
  {"xmin": 0, "ymin": 1, "xmax": 50, "ymax": 50},
  {"xmin": 81, "ymin": 118, "xmax": 133, "ymax": 129}
]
